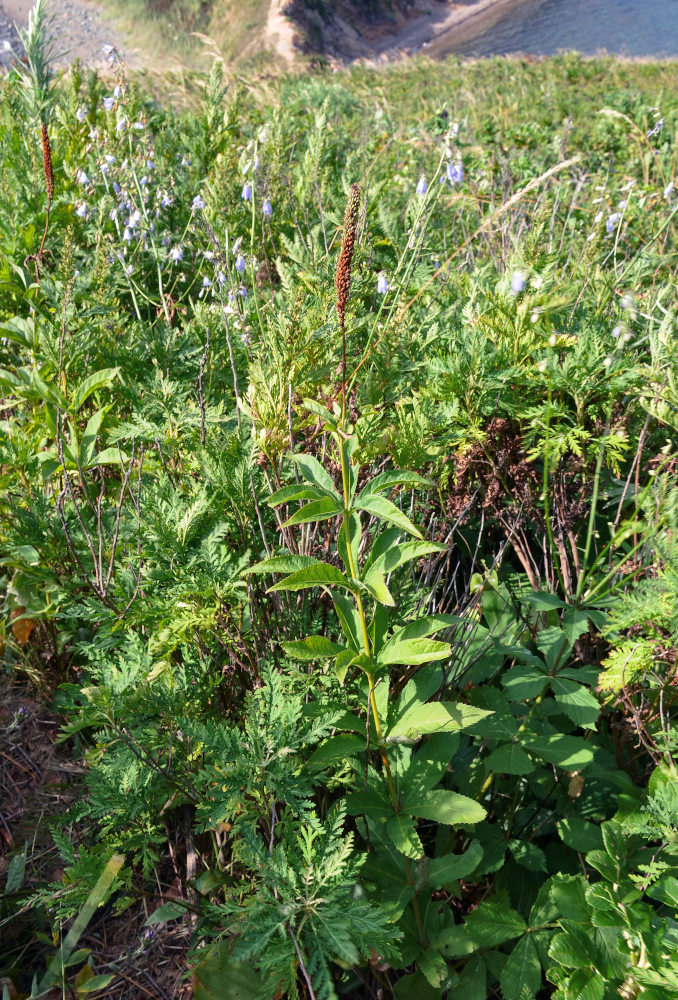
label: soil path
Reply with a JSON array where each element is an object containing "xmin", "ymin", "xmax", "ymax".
[{"xmin": 0, "ymin": 0, "xmax": 140, "ymax": 71}]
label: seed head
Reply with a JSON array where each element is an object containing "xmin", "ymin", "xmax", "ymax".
[
  {"xmin": 335, "ymin": 182, "xmax": 361, "ymax": 333},
  {"xmin": 41, "ymin": 122, "xmax": 54, "ymax": 201}
]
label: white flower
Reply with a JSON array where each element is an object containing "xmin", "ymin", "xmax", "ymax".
[
  {"xmin": 75, "ymin": 202, "xmax": 87, "ymax": 218},
  {"xmin": 416, "ymin": 175, "xmax": 427, "ymax": 196},
  {"xmin": 511, "ymin": 271, "xmax": 526, "ymax": 293},
  {"xmin": 76, "ymin": 169, "xmax": 90, "ymax": 185},
  {"xmin": 103, "ymin": 96, "xmax": 115, "ymax": 111},
  {"xmin": 169, "ymin": 246, "xmax": 184, "ymax": 262},
  {"xmin": 664, "ymin": 181, "xmax": 675, "ymax": 199},
  {"xmin": 377, "ymin": 273, "xmax": 388, "ymax": 295}
]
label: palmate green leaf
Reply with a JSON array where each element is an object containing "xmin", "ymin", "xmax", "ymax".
[
  {"xmin": 388, "ymin": 702, "xmax": 492, "ymax": 741},
  {"xmin": 267, "ymin": 563, "xmax": 351, "ymax": 593},
  {"xmin": 353, "ymin": 493, "xmax": 423, "ymax": 539},
  {"xmin": 500, "ymin": 934, "xmax": 542, "ymax": 1000},
  {"xmin": 378, "ymin": 637, "xmax": 450, "ymax": 667},
  {"xmin": 291, "ymin": 453, "xmax": 340, "ymax": 497},
  {"xmin": 428, "ymin": 840, "xmax": 483, "ymax": 887},
  {"xmin": 282, "ymin": 496, "xmax": 343, "ymax": 526},
  {"xmin": 401, "ymin": 788, "xmax": 486, "ymax": 826},
  {"xmin": 281, "ymin": 635, "xmax": 346, "ymax": 660},
  {"xmin": 358, "ymin": 470, "xmax": 434, "ymax": 497},
  {"xmin": 267, "ymin": 483, "xmax": 329, "ymax": 505},
  {"xmin": 247, "ymin": 554, "xmax": 322, "ymax": 575}
]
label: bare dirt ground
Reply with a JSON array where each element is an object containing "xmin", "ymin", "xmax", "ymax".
[{"xmin": 0, "ymin": 0, "xmax": 140, "ymax": 71}]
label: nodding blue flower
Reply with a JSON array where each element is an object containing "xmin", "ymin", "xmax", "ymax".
[
  {"xmin": 103, "ymin": 96, "xmax": 115, "ymax": 111},
  {"xmin": 446, "ymin": 161, "xmax": 464, "ymax": 185},
  {"xmin": 76, "ymin": 169, "xmax": 90, "ymax": 185},
  {"xmin": 606, "ymin": 212, "xmax": 621, "ymax": 234},
  {"xmin": 102, "ymin": 43, "xmax": 115, "ymax": 55},
  {"xmin": 235, "ymin": 254, "xmax": 246, "ymax": 274},
  {"xmin": 76, "ymin": 107, "xmax": 87, "ymax": 122},
  {"xmin": 242, "ymin": 183, "xmax": 252, "ymax": 202},
  {"xmin": 416, "ymin": 175, "xmax": 428, "ymax": 196},
  {"xmin": 113, "ymin": 85, "xmax": 122, "ymax": 98},
  {"xmin": 192, "ymin": 195, "xmax": 206, "ymax": 211},
  {"xmin": 664, "ymin": 181, "xmax": 675, "ymax": 199},
  {"xmin": 109, "ymin": 208, "xmax": 117, "ymax": 221},
  {"xmin": 112, "ymin": 181, "xmax": 121, "ymax": 195},
  {"xmin": 140, "ymin": 175, "xmax": 148, "ymax": 186},
  {"xmin": 160, "ymin": 192, "xmax": 172, "ymax": 208},
  {"xmin": 511, "ymin": 271, "xmax": 526, "ymax": 293},
  {"xmin": 147, "ymin": 159, "xmax": 155, "ymax": 170},
  {"xmin": 133, "ymin": 121, "xmax": 144, "ymax": 130},
  {"xmin": 377, "ymin": 273, "xmax": 388, "ymax": 295},
  {"xmin": 647, "ymin": 118, "xmax": 663, "ymax": 138},
  {"xmin": 100, "ymin": 162, "xmax": 109, "ymax": 176},
  {"xmin": 216, "ymin": 270, "xmax": 226, "ymax": 286},
  {"xmin": 128, "ymin": 210, "xmax": 141, "ymax": 228},
  {"xmin": 105, "ymin": 154, "xmax": 116, "ymax": 164},
  {"xmin": 199, "ymin": 276, "xmax": 211, "ymax": 298},
  {"xmin": 169, "ymin": 246, "xmax": 184, "ymax": 263},
  {"xmin": 75, "ymin": 203, "xmax": 87, "ymax": 218},
  {"xmin": 253, "ymin": 157, "xmax": 260, "ymax": 170},
  {"xmin": 238, "ymin": 286, "xmax": 247, "ymax": 298},
  {"xmin": 115, "ymin": 116, "xmax": 128, "ymax": 133},
  {"xmin": 123, "ymin": 227, "xmax": 132, "ymax": 241},
  {"xmin": 262, "ymin": 199, "xmax": 273, "ymax": 217}
]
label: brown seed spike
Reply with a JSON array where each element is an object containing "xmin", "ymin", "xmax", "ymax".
[
  {"xmin": 335, "ymin": 182, "xmax": 361, "ymax": 334},
  {"xmin": 41, "ymin": 122, "xmax": 54, "ymax": 202}
]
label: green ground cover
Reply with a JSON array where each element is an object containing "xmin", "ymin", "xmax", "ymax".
[{"xmin": 1, "ymin": 18, "xmax": 678, "ymax": 999}]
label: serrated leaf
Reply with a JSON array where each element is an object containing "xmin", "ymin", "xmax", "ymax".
[
  {"xmin": 280, "ymin": 635, "xmax": 345, "ymax": 660},
  {"xmin": 428, "ymin": 841, "xmax": 483, "ymax": 887},
  {"xmin": 556, "ymin": 817, "xmax": 603, "ymax": 853},
  {"xmin": 359, "ymin": 470, "xmax": 433, "ymax": 496},
  {"xmin": 389, "ymin": 702, "xmax": 492, "ymax": 741},
  {"xmin": 465, "ymin": 902, "xmax": 527, "ymax": 948},
  {"xmin": 552, "ymin": 679, "xmax": 600, "ymax": 729},
  {"xmin": 283, "ymin": 496, "xmax": 343, "ymax": 526},
  {"xmin": 300, "ymin": 397, "xmax": 339, "ymax": 430},
  {"xmin": 353, "ymin": 494, "xmax": 423, "ymax": 538},
  {"xmin": 502, "ymin": 665, "xmax": 547, "ymax": 701},
  {"xmin": 267, "ymin": 563, "xmax": 350, "ymax": 593},
  {"xmin": 525, "ymin": 734, "xmax": 595, "ymax": 769},
  {"xmin": 509, "ymin": 840, "xmax": 547, "ymax": 873},
  {"xmin": 499, "ymin": 934, "xmax": 541, "ymax": 1000},
  {"xmin": 291, "ymin": 453, "xmax": 339, "ymax": 496},
  {"xmin": 360, "ymin": 572, "xmax": 395, "ymax": 606},
  {"xmin": 402, "ymin": 788, "xmax": 486, "ymax": 826},
  {"xmin": 307, "ymin": 733, "xmax": 365, "ymax": 770},
  {"xmin": 391, "ymin": 614, "xmax": 459, "ymax": 644},
  {"xmin": 378, "ymin": 637, "xmax": 450, "ymax": 667},
  {"xmin": 486, "ymin": 742, "xmax": 535, "ymax": 775},
  {"xmin": 267, "ymin": 483, "xmax": 328, "ymax": 505},
  {"xmin": 247, "ymin": 554, "xmax": 322, "ymax": 575},
  {"xmin": 385, "ymin": 814, "xmax": 424, "ymax": 859}
]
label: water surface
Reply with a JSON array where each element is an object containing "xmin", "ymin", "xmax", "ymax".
[{"xmin": 447, "ymin": 0, "xmax": 678, "ymax": 58}]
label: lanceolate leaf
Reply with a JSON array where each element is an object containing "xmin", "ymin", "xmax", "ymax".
[
  {"xmin": 428, "ymin": 840, "xmax": 484, "ymax": 887},
  {"xmin": 359, "ymin": 470, "xmax": 434, "ymax": 496},
  {"xmin": 352, "ymin": 494, "xmax": 423, "ymax": 539},
  {"xmin": 247, "ymin": 554, "xmax": 323, "ymax": 575},
  {"xmin": 359, "ymin": 573, "xmax": 395, "ymax": 607},
  {"xmin": 378, "ymin": 638, "xmax": 450, "ymax": 667},
  {"xmin": 280, "ymin": 636, "xmax": 346, "ymax": 660},
  {"xmin": 402, "ymin": 788, "xmax": 486, "ymax": 826},
  {"xmin": 291, "ymin": 453, "xmax": 340, "ymax": 497},
  {"xmin": 364, "ymin": 541, "xmax": 445, "ymax": 583},
  {"xmin": 267, "ymin": 563, "xmax": 351, "ymax": 593},
  {"xmin": 388, "ymin": 702, "xmax": 492, "ymax": 741},
  {"xmin": 283, "ymin": 496, "xmax": 343, "ymax": 526},
  {"xmin": 267, "ymin": 483, "xmax": 328, "ymax": 506}
]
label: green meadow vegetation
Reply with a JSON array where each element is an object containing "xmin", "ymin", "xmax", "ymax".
[{"xmin": 1, "ymin": 5, "xmax": 678, "ymax": 997}]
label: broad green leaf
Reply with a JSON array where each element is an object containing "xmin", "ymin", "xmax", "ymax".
[
  {"xmin": 247, "ymin": 554, "xmax": 322, "ymax": 575},
  {"xmin": 647, "ymin": 874, "xmax": 678, "ymax": 909},
  {"xmin": 267, "ymin": 483, "xmax": 328, "ymax": 505},
  {"xmin": 524, "ymin": 591, "xmax": 567, "ymax": 611},
  {"xmin": 307, "ymin": 733, "xmax": 365, "ymax": 770},
  {"xmin": 337, "ymin": 511, "xmax": 361, "ymax": 576},
  {"xmin": 395, "ymin": 665, "xmax": 444, "ymax": 720},
  {"xmin": 391, "ymin": 614, "xmax": 459, "ymax": 644},
  {"xmin": 402, "ymin": 788, "xmax": 486, "ymax": 826},
  {"xmin": 81, "ymin": 408, "xmax": 106, "ymax": 466},
  {"xmin": 548, "ymin": 921, "xmax": 597, "ymax": 967},
  {"xmin": 359, "ymin": 572, "xmax": 395, "ymax": 606},
  {"xmin": 418, "ymin": 945, "xmax": 448, "ymax": 989},
  {"xmin": 552, "ymin": 678, "xmax": 600, "ymax": 729},
  {"xmin": 71, "ymin": 368, "xmax": 120, "ymax": 412},
  {"xmin": 536, "ymin": 626, "xmax": 572, "ymax": 671},
  {"xmin": 359, "ymin": 470, "xmax": 433, "ymax": 496},
  {"xmin": 556, "ymin": 817, "xmax": 603, "ymax": 853},
  {"xmin": 363, "ymin": 526, "xmax": 401, "ymax": 572},
  {"xmin": 267, "ymin": 563, "xmax": 350, "ymax": 593},
  {"xmin": 280, "ymin": 635, "xmax": 345, "ymax": 660},
  {"xmin": 393, "ymin": 971, "xmax": 442, "ymax": 1000},
  {"xmin": 499, "ymin": 933, "xmax": 541, "ymax": 1000},
  {"xmin": 465, "ymin": 902, "xmax": 527, "ymax": 948},
  {"xmin": 378, "ymin": 638, "xmax": 450, "ymax": 667},
  {"xmin": 76, "ymin": 973, "xmax": 116, "ymax": 993},
  {"xmin": 291, "ymin": 453, "xmax": 340, "ymax": 497},
  {"xmin": 561, "ymin": 971, "xmax": 604, "ymax": 1000},
  {"xmin": 548, "ymin": 875, "xmax": 588, "ymax": 922},
  {"xmin": 353, "ymin": 494, "xmax": 423, "ymax": 539},
  {"xmin": 345, "ymin": 788, "xmax": 393, "ymax": 820},
  {"xmin": 283, "ymin": 496, "xmax": 343, "ymax": 526},
  {"xmin": 433, "ymin": 922, "xmax": 475, "ymax": 958},
  {"xmin": 486, "ymin": 742, "xmax": 535, "ymax": 775},
  {"xmin": 428, "ymin": 841, "xmax": 483, "ymax": 888},
  {"xmin": 365, "ymin": 540, "xmax": 445, "ymax": 582},
  {"xmin": 404, "ymin": 732, "xmax": 460, "ymax": 796},
  {"xmin": 385, "ymin": 813, "xmax": 423, "ymax": 859},
  {"xmin": 456, "ymin": 955, "xmax": 486, "ymax": 1000},
  {"xmin": 525, "ymin": 734, "xmax": 595, "ymax": 769},
  {"xmin": 502, "ymin": 665, "xmax": 547, "ymax": 701},
  {"xmin": 333, "ymin": 593, "xmax": 361, "ymax": 651},
  {"xmin": 509, "ymin": 839, "xmax": 547, "ymax": 873},
  {"xmin": 90, "ymin": 447, "xmax": 127, "ymax": 465},
  {"xmin": 145, "ymin": 901, "xmax": 186, "ymax": 924},
  {"xmin": 334, "ymin": 648, "xmax": 354, "ymax": 685},
  {"xmin": 5, "ymin": 845, "xmax": 26, "ymax": 892},
  {"xmin": 389, "ymin": 702, "xmax": 492, "ymax": 741},
  {"xmin": 193, "ymin": 944, "xmax": 264, "ymax": 1000}
]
